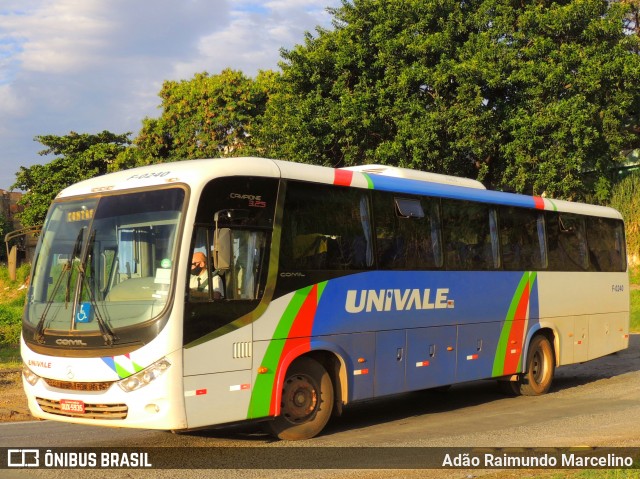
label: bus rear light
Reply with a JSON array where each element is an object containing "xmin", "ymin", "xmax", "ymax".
[
  {"xmin": 23, "ymin": 365, "xmax": 40, "ymax": 386},
  {"xmin": 117, "ymin": 358, "xmax": 171, "ymax": 393}
]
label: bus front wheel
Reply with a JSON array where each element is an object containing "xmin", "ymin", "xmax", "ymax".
[
  {"xmin": 519, "ymin": 334, "xmax": 555, "ymax": 396},
  {"xmin": 267, "ymin": 357, "xmax": 334, "ymax": 440}
]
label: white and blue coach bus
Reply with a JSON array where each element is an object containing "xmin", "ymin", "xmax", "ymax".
[{"xmin": 21, "ymin": 157, "xmax": 629, "ymax": 440}]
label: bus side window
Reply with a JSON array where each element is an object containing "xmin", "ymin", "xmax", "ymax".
[
  {"xmin": 373, "ymin": 193, "xmax": 442, "ymax": 270},
  {"xmin": 586, "ymin": 217, "xmax": 627, "ymax": 272},
  {"xmin": 441, "ymin": 199, "xmax": 497, "ymax": 271},
  {"xmin": 281, "ymin": 182, "xmax": 373, "ymax": 271},
  {"xmin": 499, "ymin": 207, "xmax": 546, "ymax": 271},
  {"xmin": 547, "ymin": 213, "xmax": 588, "ymax": 271}
]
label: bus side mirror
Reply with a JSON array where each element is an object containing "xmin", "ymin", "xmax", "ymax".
[{"xmin": 214, "ymin": 228, "xmax": 231, "ymax": 271}]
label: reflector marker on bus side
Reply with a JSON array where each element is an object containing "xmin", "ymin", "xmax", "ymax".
[
  {"xmin": 416, "ymin": 361, "xmax": 430, "ymax": 367},
  {"xmin": 185, "ymin": 389, "xmax": 208, "ymax": 397},
  {"xmin": 354, "ymin": 369, "xmax": 369, "ymax": 375},
  {"xmin": 467, "ymin": 354, "xmax": 479, "ymax": 361},
  {"xmin": 230, "ymin": 384, "xmax": 251, "ymax": 392}
]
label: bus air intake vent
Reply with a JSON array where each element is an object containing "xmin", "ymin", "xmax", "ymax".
[
  {"xmin": 44, "ymin": 378, "xmax": 114, "ymax": 392},
  {"xmin": 233, "ymin": 341, "xmax": 252, "ymax": 359},
  {"xmin": 36, "ymin": 398, "xmax": 128, "ymax": 420}
]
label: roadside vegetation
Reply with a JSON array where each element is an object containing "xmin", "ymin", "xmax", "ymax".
[{"xmin": 0, "ymin": 263, "xmax": 30, "ymax": 368}]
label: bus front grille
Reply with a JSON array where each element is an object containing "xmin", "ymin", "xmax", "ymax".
[
  {"xmin": 36, "ymin": 398, "xmax": 128, "ymax": 420},
  {"xmin": 44, "ymin": 378, "xmax": 114, "ymax": 392}
]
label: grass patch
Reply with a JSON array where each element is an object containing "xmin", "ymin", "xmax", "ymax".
[
  {"xmin": 631, "ymin": 289, "xmax": 640, "ymax": 334},
  {"xmin": 0, "ymin": 344, "xmax": 21, "ymax": 368},
  {"xmin": 0, "ymin": 296, "xmax": 25, "ymax": 348},
  {"xmin": 0, "ymin": 263, "xmax": 31, "ymax": 285},
  {"xmin": 0, "ymin": 264, "xmax": 29, "ymax": 363}
]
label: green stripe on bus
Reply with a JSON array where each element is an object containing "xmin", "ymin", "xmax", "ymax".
[
  {"xmin": 362, "ymin": 172, "xmax": 374, "ymax": 189},
  {"xmin": 492, "ymin": 272, "xmax": 532, "ymax": 377},
  {"xmin": 248, "ymin": 286, "xmax": 313, "ymax": 419}
]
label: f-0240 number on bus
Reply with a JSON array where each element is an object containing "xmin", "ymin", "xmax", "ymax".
[{"xmin": 127, "ymin": 171, "xmax": 171, "ymax": 180}]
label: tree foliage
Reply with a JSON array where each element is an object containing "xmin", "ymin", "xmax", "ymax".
[
  {"xmin": 12, "ymin": 131, "xmax": 131, "ymax": 227},
  {"xmin": 0, "ymin": 214, "xmax": 12, "ymax": 260},
  {"xmin": 116, "ymin": 68, "xmax": 277, "ymax": 169},
  {"xmin": 257, "ymin": 0, "xmax": 640, "ymax": 201},
  {"xmin": 609, "ymin": 171, "xmax": 640, "ymax": 265}
]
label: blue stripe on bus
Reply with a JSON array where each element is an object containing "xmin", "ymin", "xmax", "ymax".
[
  {"xmin": 311, "ymin": 270, "xmax": 531, "ymax": 335},
  {"xmin": 366, "ymin": 174, "xmax": 538, "ymax": 209},
  {"xmin": 306, "ymin": 270, "xmax": 541, "ymax": 400}
]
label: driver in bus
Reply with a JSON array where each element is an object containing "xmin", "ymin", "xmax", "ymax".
[{"xmin": 190, "ymin": 251, "xmax": 223, "ymax": 299}]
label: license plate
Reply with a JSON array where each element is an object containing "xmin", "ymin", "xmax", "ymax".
[{"xmin": 60, "ymin": 399, "xmax": 85, "ymax": 414}]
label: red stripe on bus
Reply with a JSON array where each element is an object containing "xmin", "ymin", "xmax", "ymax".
[
  {"xmin": 502, "ymin": 281, "xmax": 530, "ymax": 374},
  {"xmin": 334, "ymin": 169, "xmax": 353, "ymax": 187},
  {"xmin": 269, "ymin": 285, "xmax": 318, "ymax": 415}
]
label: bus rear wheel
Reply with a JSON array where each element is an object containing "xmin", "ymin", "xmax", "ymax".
[
  {"xmin": 515, "ymin": 334, "xmax": 555, "ymax": 396},
  {"xmin": 267, "ymin": 357, "xmax": 334, "ymax": 440}
]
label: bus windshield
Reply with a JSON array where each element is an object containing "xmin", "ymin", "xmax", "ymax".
[{"xmin": 25, "ymin": 188, "xmax": 185, "ymax": 347}]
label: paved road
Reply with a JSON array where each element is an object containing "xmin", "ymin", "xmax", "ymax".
[{"xmin": 3, "ymin": 335, "xmax": 639, "ymax": 478}]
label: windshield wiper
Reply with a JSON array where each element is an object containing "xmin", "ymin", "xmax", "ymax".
[
  {"xmin": 77, "ymin": 229, "xmax": 118, "ymax": 346},
  {"xmin": 34, "ymin": 228, "xmax": 85, "ymax": 344}
]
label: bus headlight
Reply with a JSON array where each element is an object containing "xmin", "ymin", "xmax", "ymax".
[
  {"xmin": 117, "ymin": 358, "xmax": 171, "ymax": 393},
  {"xmin": 22, "ymin": 365, "xmax": 40, "ymax": 386}
]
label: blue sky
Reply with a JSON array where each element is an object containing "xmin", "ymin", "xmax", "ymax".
[{"xmin": 0, "ymin": 0, "xmax": 341, "ymax": 190}]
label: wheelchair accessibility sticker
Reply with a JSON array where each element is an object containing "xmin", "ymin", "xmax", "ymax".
[{"xmin": 75, "ymin": 302, "xmax": 93, "ymax": 323}]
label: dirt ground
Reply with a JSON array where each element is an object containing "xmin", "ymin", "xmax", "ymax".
[{"xmin": 0, "ymin": 368, "xmax": 33, "ymax": 422}]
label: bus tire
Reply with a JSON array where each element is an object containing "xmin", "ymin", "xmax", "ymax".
[
  {"xmin": 267, "ymin": 357, "xmax": 334, "ymax": 440},
  {"xmin": 519, "ymin": 334, "xmax": 555, "ymax": 396}
]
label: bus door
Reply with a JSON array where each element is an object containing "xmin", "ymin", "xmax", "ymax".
[{"xmin": 182, "ymin": 177, "xmax": 278, "ymax": 429}]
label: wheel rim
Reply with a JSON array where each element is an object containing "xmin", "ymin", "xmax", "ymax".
[
  {"xmin": 282, "ymin": 374, "xmax": 318, "ymax": 424},
  {"xmin": 531, "ymin": 350, "xmax": 544, "ymax": 384}
]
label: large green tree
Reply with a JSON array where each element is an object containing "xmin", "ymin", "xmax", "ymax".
[
  {"xmin": 13, "ymin": 131, "xmax": 131, "ymax": 227},
  {"xmin": 258, "ymin": 0, "xmax": 640, "ymax": 201},
  {"xmin": 116, "ymin": 68, "xmax": 277, "ymax": 170}
]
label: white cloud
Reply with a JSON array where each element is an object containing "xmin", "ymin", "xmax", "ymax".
[
  {"xmin": 0, "ymin": 0, "xmax": 341, "ymax": 190},
  {"xmin": 0, "ymin": 1, "xmax": 109, "ymax": 74},
  {"xmin": 173, "ymin": 0, "xmax": 337, "ymax": 78}
]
